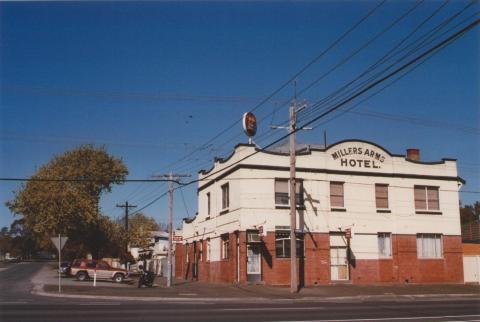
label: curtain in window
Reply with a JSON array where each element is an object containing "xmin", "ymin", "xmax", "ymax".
[
  {"xmin": 427, "ymin": 188, "xmax": 439, "ymax": 210},
  {"xmin": 375, "ymin": 184, "xmax": 389, "ymax": 209},
  {"xmin": 330, "ymin": 182, "xmax": 344, "ymax": 208}
]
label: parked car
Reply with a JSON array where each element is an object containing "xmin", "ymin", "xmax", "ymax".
[
  {"xmin": 70, "ymin": 259, "xmax": 128, "ymax": 283},
  {"xmin": 5, "ymin": 256, "xmax": 21, "ymax": 263},
  {"xmin": 58, "ymin": 261, "xmax": 71, "ymax": 276}
]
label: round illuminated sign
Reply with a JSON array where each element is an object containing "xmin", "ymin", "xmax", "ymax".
[{"xmin": 242, "ymin": 112, "xmax": 257, "ymax": 137}]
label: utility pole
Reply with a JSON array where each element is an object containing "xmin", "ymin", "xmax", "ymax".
[
  {"xmin": 116, "ymin": 201, "xmax": 137, "ymax": 260},
  {"xmin": 153, "ymin": 172, "xmax": 191, "ymax": 288},
  {"xmin": 289, "ymin": 103, "xmax": 298, "ymax": 294},
  {"xmin": 272, "ymin": 97, "xmax": 310, "ymax": 293}
]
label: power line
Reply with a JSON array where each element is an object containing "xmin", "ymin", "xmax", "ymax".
[
  {"xmin": 177, "ymin": 19, "xmax": 480, "ymax": 196},
  {"xmin": 172, "ymin": 10, "xmax": 480, "ymax": 181},
  {"xmin": 168, "ymin": 1, "xmax": 470, "ymax": 177},
  {"xmin": 157, "ymin": 18, "xmax": 479, "ymax": 216},
  {"xmin": 0, "ymin": 177, "xmax": 180, "ymax": 183},
  {"xmin": 114, "ymin": 6, "xmax": 478, "ymax": 214},
  {"xmin": 150, "ymin": 1, "xmax": 386, "ymax": 178},
  {"xmin": 297, "ymin": 1, "xmax": 478, "ymax": 126}
]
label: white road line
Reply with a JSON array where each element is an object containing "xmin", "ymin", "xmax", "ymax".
[
  {"xmin": 221, "ymin": 307, "xmax": 326, "ymax": 311},
  {"xmin": 0, "ymin": 301, "xmax": 29, "ymax": 304},
  {"xmin": 277, "ymin": 314, "xmax": 480, "ymax": 322},
  {"xmin": 78, "ymin": 302, "xmax": 121, "ymax": 306}
]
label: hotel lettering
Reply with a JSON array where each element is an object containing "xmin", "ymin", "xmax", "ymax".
[{"xmin": 331, "ymin": 146, "xmax": 386, "ymax": 169}]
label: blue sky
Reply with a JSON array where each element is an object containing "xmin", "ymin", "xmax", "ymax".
[{"xmin": 1, "ymin": 1, "xmax": 479, "ymax": 229}]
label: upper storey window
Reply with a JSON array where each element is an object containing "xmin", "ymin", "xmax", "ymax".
[
  {"xmin": 375, "ymin": 184, "xmax": 389, "ymax": 209},
  {"xmin": 206, "ymin": 192, "xmax": 211, "ymax": 216},
  {"xmin": 274, "ymin": 179, "xmax": 304, "ymax": 207},
  {"xmin": 414, "ymin": 186, "xmax": 439, "ymax": 211},
  {"xmin": 330, "ymin": 182, "xmax": 344, "ymax": 209},
  {"xmin": 221, "ymin": 183, "xmax": 229, "ymax": 210}
]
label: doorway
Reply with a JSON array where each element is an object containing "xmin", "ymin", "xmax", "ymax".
[
  {"xmin": 247, "ymin": 244, "xmax": 261, "ymax": 282},
  {"xmin": 330, "ymin": 246, "xmax": 349, "ymax": 281}
]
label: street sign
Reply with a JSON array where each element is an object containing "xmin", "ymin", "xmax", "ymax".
[
  {"xmin": 173, "ymin": 235, "xmax": 183, "ymax": 242},
  {"xmin": 51, "ymin": 235, "xmax": 68, "ymax": 294},
  {"xmin": 51, "ymin": 236, "xmax": 68, "ymax": 251},
  {"xmin": 345, "ymin": 229, "xmax": 352, "ymax": 239}
]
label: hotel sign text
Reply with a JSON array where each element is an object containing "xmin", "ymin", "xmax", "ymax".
[{"xmin": 331, "ymin": 146, "xmax": 386, "ymax": 169}]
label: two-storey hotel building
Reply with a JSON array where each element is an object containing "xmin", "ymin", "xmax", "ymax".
[{"xmin": 175, "ymin": 139, "xmax": 465, "ymax": 285}]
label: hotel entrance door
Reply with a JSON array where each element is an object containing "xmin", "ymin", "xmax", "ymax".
[{"xmin": 247, "ymin": 244, "xmax": 261, "ymax": 282}]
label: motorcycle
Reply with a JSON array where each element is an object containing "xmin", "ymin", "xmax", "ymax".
[{"xmin": 137, "ymin": 265, "xmax": 155, "ymax": 288}]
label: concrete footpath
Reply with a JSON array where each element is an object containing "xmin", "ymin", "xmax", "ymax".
[{"xmin": 32, "ymin": 263, "xmax": 480, "ymax": 302}]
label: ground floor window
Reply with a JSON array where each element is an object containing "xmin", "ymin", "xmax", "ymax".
[
  {"xmin": 221, "ymin": 234, "xmax": 230, "ymax": 260},
  {"xmin": 378, "ymin": 232, "xmax": 392, "ymax": 258},
  {"xmin": 417, "ymin": 233, "xmax": 443, "ymax": 258},
  {"xmin": 275, "ymin": 230, "xmax": 304, "ymax": 258}
]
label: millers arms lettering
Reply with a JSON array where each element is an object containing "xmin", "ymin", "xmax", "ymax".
[{"xmin": 331, "ymin": 146, "xmax": 386, "ymax": 169}]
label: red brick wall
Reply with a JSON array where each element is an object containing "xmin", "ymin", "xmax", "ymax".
[
  {"xmin": 261, "ymin": 232, "xmax": 330, "ymax": 286},
  {"xmin": 175, "ymin": 233, "xmax": 463, "ymax": 285},
  {"xmin": 350, "ymin": 235, "xmax": 463, "ymax": 284},
  {"xmin": 174, "ymin": 243, "xmax": 185, "ymax": 279},
  {"xmin": 177, "ymin": 234, "xmax": 240, "ymax": 284}
]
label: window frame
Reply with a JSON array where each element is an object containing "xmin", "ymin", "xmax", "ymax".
[
  {"xmin": 416, "ymin": 233, "xmax": 443, "ymax": 259},
  {"xmin": 206, "ymin": 238, "xmax": 211, "ymax": 262},
  {"xmin": 377, "ymin": 232, "xmax": 392, "ymax": 258},
  {"xmin": 221, "ymin": 183, "xmax": 229, "ymax": 211},
  {"xmin": 221, "ymin": 234, "xmax": 230, "ymax": 260},
  {"xmin": 274, "ymin": 178, "xmax": 304, "ymax": 207},
  {"xmin": 274, "ymin": 230, "xmax": 304, "ymax": 258},
  {"xmin": 375, "ymin": 184, "xmax": 389, "ymax": 210},
  {"xmin": 414, "ymin": 186, "xmax": 440, "ymax": 213},
  {"xmin": 330, "ymin": 181, "xmax": 345, "ymax": 210},
  {"xmin": 206, "ymin": 192, "xmax": 211, "ymax": 217}
]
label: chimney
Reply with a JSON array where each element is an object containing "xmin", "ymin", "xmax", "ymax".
[{"xmin": 406, "ymin": 148, "xmax": 420, "ymax": 161}]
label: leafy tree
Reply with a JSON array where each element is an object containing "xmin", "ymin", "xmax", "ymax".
[
  {"xmin": 460, "ymin": 201, "xmax": 480, "ymax": 224},
  {"xmin": 6, "ymin": 145, "xmax": 128, "ymax": 257},
  {"xmin": 125, "ymin": 213, "xmax": 159, "ymax": 250}
]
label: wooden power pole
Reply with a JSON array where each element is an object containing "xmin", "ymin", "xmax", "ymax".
[
  {"xmin": 272, "ymin": 98, "xmax": 309, "ymax": 293},
  {"xmin": 116, "ymin": 201, "xmax": 137, "ymax": 260},
  {"xmin": 153, "ymin": 172, "xmax": 191, "ymax": 288}
]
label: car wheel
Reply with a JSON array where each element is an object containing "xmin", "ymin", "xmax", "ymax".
[
  {"xmin": 76, "ymin": 271, "xmax": 88, "ymax": 281},
  {"xmin": 113, "ymin": 273, "xmax": 124, "ymax": 283}
]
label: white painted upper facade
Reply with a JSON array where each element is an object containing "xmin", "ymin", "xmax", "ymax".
[{"xmin": 182, "ymin": 140, "xmax": 463, "ymax": 260}]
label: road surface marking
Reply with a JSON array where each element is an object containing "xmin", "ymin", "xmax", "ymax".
[
  {"xmin": 78, "ymin": 302, "xmax": 121, "ymax": 306},
  {"xmin": 221, "ymin": 307, "xmax": 326, "ymax": 311},
  {"xmin": 0, "ymin": 301, "xmax": 29, "ymax": 304},
  {"xmin": 278, "ymin": 314, "xmax": 480, "ymax": 322}
]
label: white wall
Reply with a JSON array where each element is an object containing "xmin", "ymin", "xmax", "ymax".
[{"xmin": 183, "ymin": 140, "xmax": 463, "ymax": 262}]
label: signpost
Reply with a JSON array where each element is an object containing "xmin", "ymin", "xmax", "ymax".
[{"xmin": 51, "ymin": 235, "xmax": 68, "ymax": 293}]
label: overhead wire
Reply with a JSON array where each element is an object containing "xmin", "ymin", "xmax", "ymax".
[
  {"xmin": 115, "ymin": 4, "xmax": 479, "ymax": 215},
  {"xmin": 171, "ymin": 18, "xmax": 480, "ymax": 200},
  {"xmin": 297, "ymin": 1, "xmax": 478, "ymax": 125},
  {"xmin": 143, "ymin": 0, "xmax": 387, "ymax": 180},
  {"xmin": 148, "ymin": 3, "xmax": 478, "ymax": 201}
]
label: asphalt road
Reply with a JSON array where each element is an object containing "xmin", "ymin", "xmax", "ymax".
[{"xmin": 1, "ymin": 262, "xmax": 479, "ymax": 322}]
